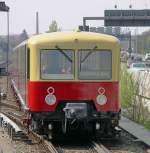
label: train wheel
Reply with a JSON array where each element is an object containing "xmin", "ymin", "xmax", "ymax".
[
  {"xmin": 47, "ymin": 122, "xmax": 64, "ymax": 140},
  {"xmin": 87, "ymin": 123, "xmax": 96, "ymax": 139},
  {"xmin": 48, "ymin": 131, "xmax": 53, "ymax": 140},
  {"xmin": 30, "ymin": 120, "xmax": 43, "ymax": 134},
  {"xmin": 62, "ymin": 119, "xmax": 68, "ymax": 134},
  {"xmin": 30, "ymin": 120, "xmax": 38, "ymax": 131}
]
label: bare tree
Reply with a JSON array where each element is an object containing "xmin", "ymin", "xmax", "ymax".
[{"xmin": 48, "ymin": 20, "xmax": 61, "ymax": 32}]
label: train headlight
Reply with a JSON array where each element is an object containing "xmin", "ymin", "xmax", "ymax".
[
  {"xmin": 96, "ymin": 95, "xmax": 107, "ymax": 105},
  {"xmin": 45, "ymin": 94, "xmax": 56, "ymax": 105},
  {"xmin": 45, "ymin": 87, "xmax": 56, "ymax": 105}
]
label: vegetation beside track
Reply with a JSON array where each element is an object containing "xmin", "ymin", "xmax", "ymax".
[{"xmin": 121, "ymin": 65, "xmax": 150, "ymax": 130}]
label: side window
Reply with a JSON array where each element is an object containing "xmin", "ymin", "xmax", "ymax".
[{"xmin": 27, "ymin": 48, "xmax": 30, "ymax": 79}]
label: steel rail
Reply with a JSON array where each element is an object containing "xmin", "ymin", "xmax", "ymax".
[
  {"xmin": 2, "ymin": 112, "xmax": 59, "ymax": 153},
  {"xmin": 1, "ymin": 102, "xmax": 19, "ymax": 110},
  {"xmin": 0, "ymin": 113, "xmax": 22, "ymax": 133},
  {"xmin": 54, "ymin": 141, "xmax": 111, "ymax": 153},
  {"xmin": 92, "ymin": 141, "xmax": 111, "ymax": 153}
]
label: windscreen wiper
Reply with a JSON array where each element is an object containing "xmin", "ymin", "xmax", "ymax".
[
  {"xmin": 81, "ymin": 46, "xmax": 97, "ymax": 63},
  {"xmin": 55, "ymin": 45, "xmax": 72, "ymax": 63}
]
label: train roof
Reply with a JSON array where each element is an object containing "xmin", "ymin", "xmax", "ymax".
[{"xmin": 27, "ymin": 31, "xmax": 119, "ymax": 45}]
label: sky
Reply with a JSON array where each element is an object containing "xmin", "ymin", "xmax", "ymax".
[{"xmin": 0, "ymin": 0, "xmax": 150, "ymax": 35}]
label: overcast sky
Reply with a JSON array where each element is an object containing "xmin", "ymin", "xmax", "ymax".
[{"xmin": 0, "ymin": 0, "xmax": 150, "ymax": 34}]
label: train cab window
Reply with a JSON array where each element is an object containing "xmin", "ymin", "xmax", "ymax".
[
  {"xmin": 79, "ymin": 50, "xmax": 112, "ymax": 80},
  {"xmin": 40, "ymin": 49, "xmax": 74, "ymax": 80}
]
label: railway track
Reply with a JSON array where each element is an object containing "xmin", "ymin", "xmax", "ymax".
[
  {"xmin": 0, "ymin": 101, "xmax": 19, "ymax": 110},
  {"xmin": 2, "ymin": 111, "xmax": 58, "ymax": 153},
  {"xmin": 54, "ymin": 142, "xmax": 111, "ymax": 153},
  {"xmin": 92, "ymin": 142, "xmax": 111, "ymax": 153},
  {"xmin": 53, "ymin": 138, "xmax": 110, "ymax": 153},
  {"xmin": 2, "ymin": 109, "xmax": 149, "ymax": 153},
  {"xmin": 2, "ymin": 111, "xmax": 111, "ymax": 153}
]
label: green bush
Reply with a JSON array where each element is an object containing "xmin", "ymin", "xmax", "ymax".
[
  {"xmin": 121, "ymin": 66, "xmax": 137, "ymax": 108},
  {"xmin": 144, "ymin": 121, "xmax": 150, "ymax": 130}
]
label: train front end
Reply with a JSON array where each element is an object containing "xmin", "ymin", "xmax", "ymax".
[{"xmin": 28, "ymin": 32, "xmax": 121, "ymax": 138}]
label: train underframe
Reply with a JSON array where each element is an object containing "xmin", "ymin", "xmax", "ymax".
[{"xmin": 30, "ymin": 101, "xmax": 121, "ymax": 139}]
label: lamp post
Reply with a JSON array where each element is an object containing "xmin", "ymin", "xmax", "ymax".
[
  {"xmin": 0, "ymin": 2, "xmax": 9, "ymax": 94},
  {"xmin": 128, "ymin": 31, "xmax": 132, "ymax": 57}
]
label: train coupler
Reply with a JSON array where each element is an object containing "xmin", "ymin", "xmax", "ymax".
[
  {"xmin": 63, "ymin": 103, "xmax": 87, "ymax": 119},
  {"xmin": 62, "ymin": 103, "xmax": 88, "ymax": 134}
]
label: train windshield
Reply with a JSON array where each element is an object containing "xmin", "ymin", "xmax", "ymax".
[
  {"xmin": 41, "ymin": 49, "xmax": 74, "ymax": 80},
  {"xmin": 79, "ymin": 50, "xmax": 112, "ymax": 80}
]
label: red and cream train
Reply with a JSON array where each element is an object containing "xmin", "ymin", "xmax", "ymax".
[{"xmin": 9, "ymin": 31, "xmax": 121, "ymax": 138}]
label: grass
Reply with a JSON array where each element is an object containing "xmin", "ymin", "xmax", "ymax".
[
  {"xmin": 121, "ymin": 66, "xmax": 137, "ymax": 108},
  {"xmin": 121, "ymin": 64, "xmax": 150, "ymax": 130},
  {"xmin": 144, "ymin": 121, "xmax": 150, "ymax": 130}
]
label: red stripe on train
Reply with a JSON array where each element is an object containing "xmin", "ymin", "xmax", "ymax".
[{"xmin": 28, "ymin": 81, "xmax": 120, "ymax": 112}]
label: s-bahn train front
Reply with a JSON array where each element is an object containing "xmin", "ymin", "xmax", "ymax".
[{"xmin": 27, "ymin": 32, "xmax": 121, "ymax": 138}]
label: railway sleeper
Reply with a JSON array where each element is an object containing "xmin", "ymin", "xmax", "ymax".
[
  {"xmin": 4, "ymin": 123, "xmax": 27, "ymax": 141},
  {"xmin": 0, "ymin": 114, "xmax": 29, "ymax": 141}
]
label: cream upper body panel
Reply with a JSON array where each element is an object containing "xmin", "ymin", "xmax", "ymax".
[
  {"xmin": 26, "ymin": 32, "xmax": 120, "ymax": 82},
  {"xmin": 28, "ymin": 32, "xmax": 119, "ymax": 46}
]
